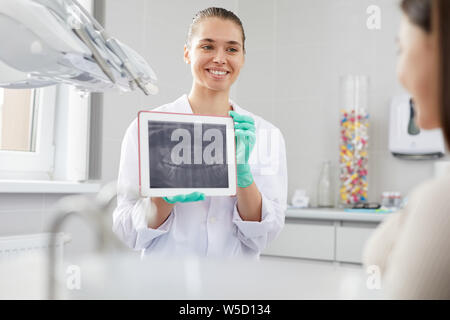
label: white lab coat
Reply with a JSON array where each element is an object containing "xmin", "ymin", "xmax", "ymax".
[{"xmin": 112, "ymin": 94, "xmax": 288, "ymax": 258}]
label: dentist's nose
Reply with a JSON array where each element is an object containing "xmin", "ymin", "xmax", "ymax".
[{"xmin": 213, "ymin": 50, "xmax": 226, "ymax": 64}]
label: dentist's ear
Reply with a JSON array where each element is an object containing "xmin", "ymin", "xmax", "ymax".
[{"xmin": 183, "ymin": 44, "xmax": 191, "ymax": 64}]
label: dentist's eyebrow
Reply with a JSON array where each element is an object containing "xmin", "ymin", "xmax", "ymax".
[
  {"xmin": 199, "ymin": 38, "xmax": 242, "ymax": 47},
  {"xmin": 227, "ymin": 40, "xmax": 242, "ymax": 47}
]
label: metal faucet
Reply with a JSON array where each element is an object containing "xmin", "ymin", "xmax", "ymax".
[{"xmin": 46, "ymin": 181, "xmax": 126, "ymax": 299}]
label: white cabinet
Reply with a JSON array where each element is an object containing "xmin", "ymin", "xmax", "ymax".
[
  {"xmin": 335, "ymin": 222, "xmax": 378, "ymax": 263},
  {"xmin": 262, "ymin": 209, "xmax": 387, "ymax": 264},
  {"xmin": 263, "ymin": 220, "xmax": 335, "ymax": 261}
]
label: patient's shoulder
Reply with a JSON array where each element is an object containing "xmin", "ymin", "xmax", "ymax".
[
  {"xmin": 407, "ymin": 175, "xmax": 450, "ymax": 223},
  {"xmin": 412, "ymin": 174, "xmax": 450, "ymax": 201}
]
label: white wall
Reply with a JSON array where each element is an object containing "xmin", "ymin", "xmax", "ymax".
[{"xmin": 0, "ymin": 193, "xmax": 97, "ymax": 255}]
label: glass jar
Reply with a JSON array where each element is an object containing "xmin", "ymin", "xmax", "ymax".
[
  {"xmin": 317, "ymin": 160, "xmax": 333, "ymax": 207},
  {"xmin": 381, "ymin": 191, "xmax": 402, "ymax": 209},
  {"xmin": 339, "ymin": 75, "xmax": 370, "ymax": 206}
]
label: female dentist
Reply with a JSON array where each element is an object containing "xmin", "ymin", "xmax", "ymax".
[{"xmin": 112, "ymin": 7, "xmax": 287, "ymax": 258}]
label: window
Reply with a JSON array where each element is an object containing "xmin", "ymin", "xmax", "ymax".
[
  {"xmin": 0, "ymin": 0, "xmax": 94, "ymax": 183},
  {"xmin": 0, "ymin": 88, "xmax": 36, "ymax": 152},
  {"xmin": 0, "ymin": 86, "xmax": 57, "ymax": 180},
  {"xmin": 0, "ymin": 84, "xmax": 92, "ymax": 182}
]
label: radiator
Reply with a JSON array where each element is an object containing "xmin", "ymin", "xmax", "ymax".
[
  {"xmin": 0, "ymin": 233, "xmax": 71, "ymax": 299},
  {"xmin": 0, "ymin": 233, "xmax": 71, "ymax": 260}
]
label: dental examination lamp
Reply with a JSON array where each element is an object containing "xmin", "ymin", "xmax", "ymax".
[{"xmin": 0, "ymin": 0, "xmax": 158, "ymax": 95}]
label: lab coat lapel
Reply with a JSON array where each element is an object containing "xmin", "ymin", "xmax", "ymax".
[{"xmin": 172, "ymin": 94, "xmax": 194, "ymax": 114}]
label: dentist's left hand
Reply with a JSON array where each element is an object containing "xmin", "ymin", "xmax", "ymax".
[{"xmin": 229, "ymin": 110, "xmax": 256, "ymax": 188}]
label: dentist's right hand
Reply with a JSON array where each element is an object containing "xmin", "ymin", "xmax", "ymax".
[{"xmin": 163, "ymin": 192, "xmax": 205, "ymax": 204}]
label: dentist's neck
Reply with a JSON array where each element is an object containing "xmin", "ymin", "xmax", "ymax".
[{"xmin": 188, "ymin": 86, "xmax": 233, "ymax": 116}]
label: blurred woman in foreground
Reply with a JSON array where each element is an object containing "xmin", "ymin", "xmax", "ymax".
[{"xmin": 363, "ymin": 0, "xmax": 450, "ymax": 299}]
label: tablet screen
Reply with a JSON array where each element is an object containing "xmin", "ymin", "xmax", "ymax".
[{"xmin": 148, "ymin": 120, "xmax": 229, "ymax": 188}]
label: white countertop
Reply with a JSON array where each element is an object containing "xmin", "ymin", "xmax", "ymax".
[{"xmin": 286, "ymin": 207, "xmax": 394, "ymax": 223}]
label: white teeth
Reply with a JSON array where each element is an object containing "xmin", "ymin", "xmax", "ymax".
[{"xmin": 209, "ymin": 70, "xmax": 227, "ymax": 75}]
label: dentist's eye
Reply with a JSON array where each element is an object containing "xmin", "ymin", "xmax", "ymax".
[
  {"xmin": 202, "ymin": 45, "xmax": 213, "ymax": 50},
  {"xmin": 227, "ymin": 47, "xmax": 238, "ymax": 53}
]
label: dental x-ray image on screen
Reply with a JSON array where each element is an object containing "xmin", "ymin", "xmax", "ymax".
[
  {"xmin": 138, "ymin": 111, "xmax": 236, "ymax": 197},
  {"xmin": 148, "ymin": 120, "xmax": 229, "ymax": 188}
]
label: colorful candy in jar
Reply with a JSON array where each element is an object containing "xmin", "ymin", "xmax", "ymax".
[{"xmin": 339, "ymin": 109, "xmax": 369, "ymax": 205}]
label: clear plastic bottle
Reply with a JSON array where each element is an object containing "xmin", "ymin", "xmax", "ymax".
[{"xmin": 318, "ymin": 160, "xmax": 333, "ymax": 208}]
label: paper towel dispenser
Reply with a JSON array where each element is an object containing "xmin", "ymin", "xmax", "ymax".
[{"xmin": 389, "ymin": 95, "xmax": 445, "ymax": 160}]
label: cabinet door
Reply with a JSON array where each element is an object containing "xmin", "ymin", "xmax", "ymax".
[
  {"xmin": 335, "ymin": 222, "xmax": 378, "ymax": 264},
  {"xmin": 263, "ymin": 220, "xmax": 335, "ymax": 261}
]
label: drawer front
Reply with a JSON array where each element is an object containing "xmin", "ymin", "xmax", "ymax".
[
  {"xmin": 335, "ymin": 225, "xmax": 376, "ymax": 263},
  {"xmin": 263, "ymin": 221, "xmax": 335, "ymax": 261}
]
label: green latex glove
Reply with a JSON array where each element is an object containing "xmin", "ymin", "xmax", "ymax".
[
  {"xmin": 229, "ymin": 110, "xmax": 256, "ymax": 188},
  {"xmin": 163, "ymin": 192, "xmax": 205, "ymax": 204}
]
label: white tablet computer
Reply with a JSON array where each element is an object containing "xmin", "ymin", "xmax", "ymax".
[{"xmin": 138, "ymin": 111, "xmax": 237, "ymax": 197}]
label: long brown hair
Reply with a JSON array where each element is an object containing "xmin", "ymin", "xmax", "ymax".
[
  {"xmin": 401, "ymin": 0, "xmax": 450, "ymax": 144},
  {"xmin": 439, "ymin": 0, "xmax": 450, "ymax": 145}
]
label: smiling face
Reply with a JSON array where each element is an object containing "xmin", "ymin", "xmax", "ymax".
[
  {"xmin": 396, "ymin": 14, "xmax": 441, "ymax": 129},
  {"xmin": 184, "ymin": 17, "xmax": 245, "ymax": 94}
]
